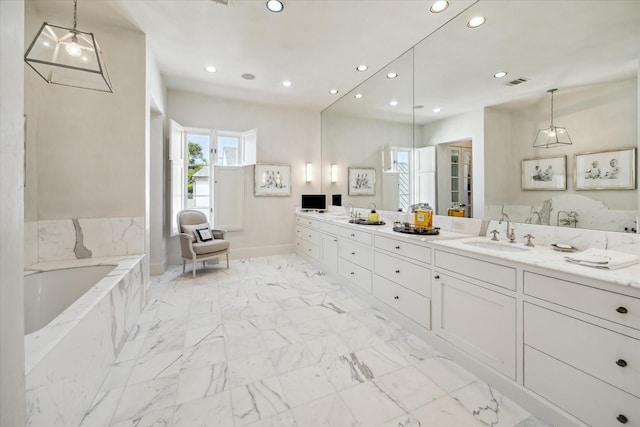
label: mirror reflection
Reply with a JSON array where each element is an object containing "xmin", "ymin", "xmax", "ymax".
[{"xmin": 321, "ymin": 0, "xmax": 640, "ymax": 232}]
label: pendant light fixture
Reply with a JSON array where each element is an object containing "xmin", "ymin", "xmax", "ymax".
[
  {"xmin": 533, "ymin": 88, "xmax": 572, "ymax": 148},
  {"xmin": 24, "ymin": 0, "xmax": 113, "ymax": 93}
]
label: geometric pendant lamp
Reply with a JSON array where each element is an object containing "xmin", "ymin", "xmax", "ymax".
[
  {"xmin": 533, "ymin": 88, "xmax": 572, "ymax": 148},
  {"xmin": 24, "ymin": 0, "xmax": 113, "ymax": 93}
]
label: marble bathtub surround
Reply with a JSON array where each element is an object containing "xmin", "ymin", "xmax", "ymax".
[
  {"xmin": 79, "ymin": 255, "xmax": 548, "ymax": 426},
  {"xmin": 34, "ymin": 216, "xmax": 144, "ymax": 264},
  {"xmin": 25, "ymin": 255, "xmax": 147, "ymax": 427}
]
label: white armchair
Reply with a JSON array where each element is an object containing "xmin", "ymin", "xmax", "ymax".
[{"xmin": 177, "ymin": 210, "xmax": 230, "ymax": 277}]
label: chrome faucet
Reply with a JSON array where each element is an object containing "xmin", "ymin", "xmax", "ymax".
[{"xmin": 499, "ymin": 212, "xmax": 516, "ymax": 242}]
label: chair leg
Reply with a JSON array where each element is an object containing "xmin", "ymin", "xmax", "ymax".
[
  {"xmin": 203, "ymin": 260, "xmax": 206, "ymax": 268},
  {"xmin": 226, "ymin": 252, "xmax": 229, "ymax": 269},
  {"xmin": 182, "ymin": 260, "xmax": 186, "ymax": 273},
  {"xmin": 192, "ymin": 257, "xmax": 197, "ymax": 278}
]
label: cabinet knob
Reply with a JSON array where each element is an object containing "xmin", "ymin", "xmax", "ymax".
[
  {"xmin": 351, "ymin": 252, "xmax": 356, "ymax": 255},
  {"xmin": 616, "ymin": 414, "xmax": 628, "ymax": 424},
  {"xmin": 395, "ymin": 269, "xmax": 400, "ymax": 274},
  {"xmin": 395, "ymin": 245, "xmax": 401, "ymax": 250},
  {"xmin": 350, "ymin": 233, "xmax": 355, "ymax": 237},
  {"xmin": 616, "ymin": 306, "xmax": 628, "ymax": 314},
  {"xmin": 616, "ymin": 359, "xmax": 628, "ymax": 367},
  {"xmin": 434, "ymin": 275, "xmax": 440, "ymax": 279},
  {"xmin": 394, "ymin": 296, "xmax": 399, "ymax": 300},
  {"xmin": 350, "ymin": 272, "xmax": 355, "ymax": 275},
  {"xmin": 333, "ymin": 239, "xmax": 338, "ymax": 242}
]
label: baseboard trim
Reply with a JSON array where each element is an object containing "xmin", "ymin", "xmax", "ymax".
[{"xmin": 166, "ymin": 244, "xmax": 295, "ymax": 266}]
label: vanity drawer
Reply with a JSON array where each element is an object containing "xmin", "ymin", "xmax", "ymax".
[
  {"xmin": 300, "ymin": 239, "xmax": 320, "ymax": 261},
  {"xmin": 338, "ymin": 226, "xmax": 373, "ymax": 246},
  {"xmin": 525, "ymin": 303, "xmax": 640, "ymax": 398},
  {"xmin": 338, "ymin": 258, "xmax": 372, "ymax": 293},
  {"xmin": 375, "ymin": 235, "xmax": 431, "ymax": 264},
  {"xmin": 435, "ymin": 250, "xmax": 516, "ymax": 291},
  {"xmin": 373, "ymin": 275, "xmax": 431, "ymax": 329},
  {"xmin": 296, "ymin": 225, "xmax": 320, "ymax": 246},
  {"xmin": 338, "ymin": 239, "xmax": 373, "ymax": 270},
  {"xmin": 299, "ymin": 218, "xmax": 320, "ymax": 229},
  {"xmin": 374, "ymin": 251, "xmax": 430, "ymax": 297},
  {"xmin": 320, "ymin": 221, "xmax": 339, "ymax": 235},
  {"xmin": 525, "ymin": 345, "xmax": 640, "ymax": 427},
  {"xmin": 524, "ymin": 271, "xmax": 640, "ymax": 331}
]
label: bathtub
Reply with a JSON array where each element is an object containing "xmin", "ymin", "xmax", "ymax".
[{"xmin": 25, "ymin": 256, "xmax": 147, "ymax": 427}]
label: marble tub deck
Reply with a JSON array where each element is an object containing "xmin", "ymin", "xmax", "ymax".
[{"xmin": 80, "ymin": 254, "xmax": 549, "ymax": 427}]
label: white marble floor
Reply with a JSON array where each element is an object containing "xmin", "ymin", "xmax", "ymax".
[{"xmin": 80, "ymin": 254, "xmax": 550, "ymax": 427}]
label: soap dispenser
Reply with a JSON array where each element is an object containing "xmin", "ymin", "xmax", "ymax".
[{"xmin": 368, "ymin": 203, "xmax": 379, "ymax": 223}]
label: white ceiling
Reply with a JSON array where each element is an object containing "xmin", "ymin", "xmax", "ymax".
[{"xmin": 28, "ymin": 0, "xmax": 477, "ymax": 112}]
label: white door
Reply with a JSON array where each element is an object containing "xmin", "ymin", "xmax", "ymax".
[
  {"xmin": 169, "ymin": 120, "xmax": 185, "ymax": 236},
  {"xmin": 213, "ymin": 165, "xmax": 245, "ymax": 231},
  {"xmin": 414, "ymin": 146, "xmax": 436, "ymax": 211}
]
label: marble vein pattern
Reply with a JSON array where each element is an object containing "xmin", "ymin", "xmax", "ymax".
[{"xmin": 79, "ymin": 254, "xmax": 549, "ymax": 426}]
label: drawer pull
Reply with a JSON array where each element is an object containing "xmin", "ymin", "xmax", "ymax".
[
  {"xmin": 394, "ymin": 296, "xmax": 399, "ymax": 300},
  {"xmin": 616, "ymin": 359, "xmax": 628, "ymax": 367},
  {"xmin": 434, "ymin": 275, "xmax": 440, "ymax": 279},
  {"xmin": 395, "ymin": 245, "xmax": 400, "ymax": 249},
  {"xmin": 333, "ymin": 239, "xmax": 338, "ymax": 242},
  {"xmin": 395, "ymin": 269, "xmax": 400, "ymax": 274},
  {"xmin": 350, "ymin": 272, "xmax": 355, "ymax": 275},
  {"xmin": 616, "ymin": 414, "xmax": 628, "ymax": 424},
  {"xmin": 616, "ymin": 306, "xmax": 628, "ymax": 314},
  {"xmin": 350, "ymin": 233, "xmax": 355, "ymax": 237},
  {"xmin": 351, "ymin": 252, "xmax": 356, "ymax": 255}
]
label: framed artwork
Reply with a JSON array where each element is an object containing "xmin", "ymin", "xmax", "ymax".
[
  {"xmin": 348, "ymin": 167, "xmax": 376, "ymax": 195},
  {"xmin": 575, "ymin": 147, "xmax": 636, "ymax": 190},
  {"xmin": 254, "ymin": 163, "xmax": 291, "ymax": 196},
  {"xmin": 521, "ymin": 155, "xmax": 567, "ymax": 191}
]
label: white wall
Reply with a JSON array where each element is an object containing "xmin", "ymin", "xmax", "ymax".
[
  {"xmin": 321, "ymin": 112, "xmax": 413, "ymax": 210},
  {"xmin": 24, "ymin": 10, "xmax": 147, "ymax": 220},
  {"xmin": 167, "ymin": 90, "xmax": 321, "ymax": 260},
  {"xmin": 0, "ymin": 1, "xmax": 26, "ymax": 425}
]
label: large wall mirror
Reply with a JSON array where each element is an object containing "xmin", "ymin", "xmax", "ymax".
[{"xmin": 321, "ymin": 0, "xmax": 640, "ymax": 232}]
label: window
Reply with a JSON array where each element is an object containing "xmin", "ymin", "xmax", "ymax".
[{"xmin": 169, "ymin": 121, "xmax": 256, "ymax": 234}]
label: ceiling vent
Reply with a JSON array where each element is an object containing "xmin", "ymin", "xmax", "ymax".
[
  {"xmin": 506, "ymin": 77, "xmax": 529, "ymax": 86},
  {"xmin": 210, "ymin": 0, "xmax": 229, "ymax": 5}
]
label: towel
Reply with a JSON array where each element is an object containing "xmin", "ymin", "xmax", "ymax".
[{"xmin": 565, "ymin": 248, "xmax": 639, "ymax": 270}]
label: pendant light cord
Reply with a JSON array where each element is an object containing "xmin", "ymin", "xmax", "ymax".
[
  {"xmin": 72, "ymin": 0, "xmax": 78, "ymax": 31},
  {"xmin": 549, "ymin": 90, "xmax": 554, "ymax": 128}
]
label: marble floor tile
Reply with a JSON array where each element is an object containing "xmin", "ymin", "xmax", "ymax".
[
  {"xmin": 80, "ymin": 255, "xmax": 549, "ymax": 427},
  {"xmin": 340, "ymin": 380, "xmax": 406, "ymax": 426},
  {"xmin": 172, "ymin": 392, "xmax": 233, "ymax": 427},
  {"xmin": 230, "ymin": 377, "xmax": 291, "ymax": 426},
  {"xmin": 279, "ymin": 366, "xmax": 336, "ymax": 408}
]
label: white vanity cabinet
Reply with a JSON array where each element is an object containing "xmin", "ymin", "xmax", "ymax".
[
  {"xmin": 337, "ymin": 226, "xmax": 374, "ymax": 293},
  {"xmin": 372, "ymin": 235, "xmax": 432, "ymax": 329},
  {"xmin": 319, "ymin": 221, "xmax": 339, "ymax": 273},
  {"xmin": 523, "ymin": 271, "xmax": 640, "ymax": 427},
  {"xmin": 295, "ymin": 220, "xmax": 321, "ymax": 261},
  {"xmin": 432, "ymin": 250, "xmax": 517, "ymax": 379}
]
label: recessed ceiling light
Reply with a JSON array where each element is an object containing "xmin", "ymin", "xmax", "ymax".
[
  {"xmin": 467, "ymin": 16, "xmax": 486, "ymax": 28},
  {"xmin": 282, "ymin": 80, "xmax": 292, "ymax": 87},
  {"xmin": 266, "ymin": 0, "xmax": 284, "ymax": 13},
  {"xmin": 433, "ymin": 107, "xmax": 441, "ymax": 113},
  {"xmin": 386, "ymin": 72, "xmax": 398, "ymax": 79},
  {"xmin": 430, "ymin": 1, "xmax": 449, "ymax": 13},
  {"xmin": 390, "ymin": 100, "xmax": 398, "ymax": 106},
  {"xmin": 329, "ymin": 89, "xmax": 339, "ymax": 95},
  {"xmin": 494, "ymin": 71, "xmax": 508, "ymax": 78},
  {"xmin": 354, "ymin": 93, "xmax": 363, "ymax": 99},
  {"xmin": 241, "ymin": 73, "xmax": 256, "ymax": 80},
  {"xmin": 204, "ymin": 65, "xmax": 217, "ymax": 73},
  {"xmin": 356, "ymin": 65, "xmax": 368, "ymax": 72}
]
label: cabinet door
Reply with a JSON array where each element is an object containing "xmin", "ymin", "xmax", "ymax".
[
  {"xmin": 433, "ymin": 273, "xmax": 516, "ymax": 379},
  {"xmin": 322, "ymin": 233, "xmax": 338, "ymax": 273}
]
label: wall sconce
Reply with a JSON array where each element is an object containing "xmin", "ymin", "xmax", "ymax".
[
  {"xmin": 331, "ymin": 164, "xmax": 338, "ymax": 183},
  {"xmin": 305, "ymin": 162, "xmax": 313, "ymax": 182}
]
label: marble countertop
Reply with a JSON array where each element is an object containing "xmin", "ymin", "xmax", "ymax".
[
  {"xmin": 296, "ymin": 211, "xmax": 640, "ymax": 291},
  {"xmin": 432, "ymin": 237, "xmax": 640, "ymax": 290}
]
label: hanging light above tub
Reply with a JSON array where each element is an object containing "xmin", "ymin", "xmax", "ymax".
[
  {"xmin": 533, "ymin": 89, "xmax": 572, "ymax": 148},
  {"xmin": 24, "ymin": 0, "xmax": 113, "ymax": 93}
]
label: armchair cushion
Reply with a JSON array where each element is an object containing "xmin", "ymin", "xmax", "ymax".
[
  {"xmin": 182, "ymin": 222, "xmax": 210, "ymax": 242},
  {"xmin": 192, "ymin": 239, "xmax": 230, "ymax": 255},
  {"xmin": 195, "ymin": 228, "xmax": 214, "ymax": 242}
]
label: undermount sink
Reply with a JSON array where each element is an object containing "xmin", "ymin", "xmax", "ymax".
[{"xmin": 462, "ymin": 241, "xmax": 530, "ymax": 252}]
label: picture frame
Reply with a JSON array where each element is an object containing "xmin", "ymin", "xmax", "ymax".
[
  {"xmin": 254, "ymin": 163, "xmax": 291, "ymax": 196},
  {"xmin": 575, "ymin": 147, "xmax": 636, "ymax": 190},
  {"xmin": 521, "ymin": 155, "xmax": 567, "ymax": 191},
  {"xmin": 348, "ymin": 167, "xmax": 376, "ymax": 195}
]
